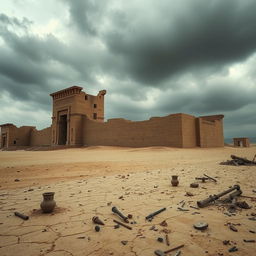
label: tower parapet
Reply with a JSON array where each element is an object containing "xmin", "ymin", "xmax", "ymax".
[{"xmin": 50, "ymin": 86, "xmax": 82, "ymax": 100}]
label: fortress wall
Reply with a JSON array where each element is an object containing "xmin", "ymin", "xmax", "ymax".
[
  {"xmin": 181, "ymin": 114, "xmax": 197, "ymax": 147},
  {"xmin": 70, "ymin": 115, "xmax": 83, "ymax": 145},
  {"xmin": 83, "ymin": 114, "xmax": 183, "ymax": 147},
  {"xmin": 3, "ymin": 126, "xmax": 17, "ymax": 147},
  {"xmin": 30, "ymin": 127, "xmax": 52, "ymax": 146},
  {"xmin": 0, "ymin": 125, "xmax": 14, "ymax": 147},
  {"xmin": 1, "ymin": 125, "xmax": 34, "ymax": 147},
  {"xmin": 197, "ymin": 118, "xmax": 224, "ymax": 147},
  {"xmin": 15, "ymin": 126, "xmax": 34, "ymax": 146}
]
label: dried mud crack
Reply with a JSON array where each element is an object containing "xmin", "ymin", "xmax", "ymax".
[{"xmin": 0, "ymin": 147, "xmax": 256, "ymax": 255}]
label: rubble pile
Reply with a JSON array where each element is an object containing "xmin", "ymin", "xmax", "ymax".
[{"xmin": 220, "ymin": 154, "xmax": 256, "ymax": 166}]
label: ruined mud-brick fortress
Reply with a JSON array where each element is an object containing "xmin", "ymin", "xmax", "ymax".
[{"xmin": 0, "ymin": 86, "xmax": 224, "ymax": 149}]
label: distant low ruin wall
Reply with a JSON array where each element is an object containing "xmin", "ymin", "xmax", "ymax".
[
  {"xmin": 30, "ymin": 127, "xmax": 52, "ymax": 146},
  {"xmin": 83, "ymin": 114, "xmax": 183, "ymax": 147},
  {"xmin": 197, "ymin": 118, "xmax": 224, "ymax": 147}
]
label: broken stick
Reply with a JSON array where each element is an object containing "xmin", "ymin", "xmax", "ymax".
[
  {"xmin": 165, "ymin": 234, "xmax": 170, "ymax": 246},
  {"xmin": 203, "ymin": 174, "xmax": 217, "ymax": 182},
  {"xmin": 113, "ymin": 219, "xmax": 132, "ymax": 230},
  {"xmin": 164, "ymin": 244, "xmax": 184, "ymax": 254}
]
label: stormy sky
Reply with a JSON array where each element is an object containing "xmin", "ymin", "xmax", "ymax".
[{"xmin": 0, "ymin": 0, "xmax": 256, "ymax": 138}]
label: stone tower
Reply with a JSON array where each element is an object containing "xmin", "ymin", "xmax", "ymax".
[{"xmin": 50, "ymin": 86, "xmax": 106, "ymax": 146}]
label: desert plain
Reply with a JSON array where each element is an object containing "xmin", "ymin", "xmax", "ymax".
[{"xmin": 0, "ymin": 146, "xmax": 255, "ymax": 256}]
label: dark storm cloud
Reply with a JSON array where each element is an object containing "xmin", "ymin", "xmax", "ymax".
[
  {"xmin": 0, "ymin": 13, "xmax": 96, "ymax": 107},
  {"xmin": 225, "ymin": 105, "xmax": 256, "ymax": 126},
  {"xmin": 0, "ymin": 48, "xmax": 48, "ymax": 85},
  {"xmin": 63, "ymin": 0, "xmax": 107, "ymax": 36},
  {"xmin": 0, "ymin": 15, "xmax": 53, "ymax": 104},
  {"xmin": 223, "ymin": 102, "xmax": 256, "ymax": 138},
  {"xmin": 0, "ymin": 13, "xmax": 32, "ymax": 30},
  {"xmin": 64, "ymin": 0, "xmax": 256, "ymax": 84},
  {"xmin": 196, "ymin": 86, "xmax": 256, "ymax": 112},
  {"xmin": 156, "ymin": 79, "xmax": 256, "ymax": 115},
  {"xmin": 105, "ymin": 0, "xmax": 256, "ymax": 84},
  {"xmin": 0, "ymin": 1, "xmax": 255, "ymax": 137}
]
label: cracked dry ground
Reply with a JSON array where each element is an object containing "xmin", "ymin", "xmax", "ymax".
[{"xmin": 0, "ymin": 146, "xmax": 256, "ymax": 256}]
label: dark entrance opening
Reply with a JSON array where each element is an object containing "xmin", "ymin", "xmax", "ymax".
[
  {"xmin": 2, "ymin": 135, "xmax": 6, "ymax": 147},
  {"xmin": 58, "ymin": 115, "xmax": 67, "ymax": 145}
]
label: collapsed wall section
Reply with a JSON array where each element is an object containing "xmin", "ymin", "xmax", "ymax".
[
  {"xmin": 83, "ymin": 114, "xmax": 183, "ymax": 147},
  {"xmin": 30, "ymin": 127, "xmax": 52, "ymax": 146}
]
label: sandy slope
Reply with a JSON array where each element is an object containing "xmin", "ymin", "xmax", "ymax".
[{"xmin": 0, "ymin": 146, "xmax": 255, "ymax": 256}]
